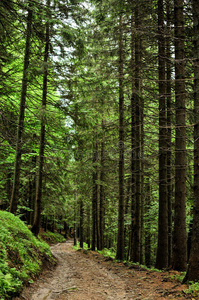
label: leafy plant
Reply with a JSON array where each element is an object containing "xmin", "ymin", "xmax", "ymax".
[
  {"xmin": 184, "ymin": 281, "xmax": 199, "ymax": 295},
  {"xmin": 170, "ymin": 272, "xmax": 186, "ymax": 283},
  {"xmin": 73, "ymin": 241, "xmax": 89, "ymax": 250},
  {"xmin": 98, "ymin": 248, "xmax": 116, "ymax": 259}
]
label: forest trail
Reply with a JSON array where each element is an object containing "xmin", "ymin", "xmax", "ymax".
[{"xmin": 14, "ymin": 240, "xmax": 194, "ymax": 300}]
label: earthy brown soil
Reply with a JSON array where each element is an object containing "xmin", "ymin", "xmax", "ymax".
[{"xmin": 13, "ymin": 240, "xmax": 196, "ymax": 300}]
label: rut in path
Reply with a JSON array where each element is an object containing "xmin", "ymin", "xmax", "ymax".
[{"xmin": 14, "ymin": 240, "xmax": 192, "ymax": 300}]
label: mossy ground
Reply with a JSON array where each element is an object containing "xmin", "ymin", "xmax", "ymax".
[
  {"xmin": 0, "ymin": 211, "xmax": 57, "ymax": 299},
  {"xmin": 39, "ymin": 230, "xmax": 66, "ymax": 244}
]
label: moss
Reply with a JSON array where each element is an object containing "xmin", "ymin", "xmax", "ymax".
[{"xmin": 0, "ymin": 211, "xmax": 56, "ymax": 299}]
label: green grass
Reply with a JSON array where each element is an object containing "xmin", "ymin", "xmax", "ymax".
[{"xmin": 0, "ymin": 211, "xmax": 56, "ymax": 299}]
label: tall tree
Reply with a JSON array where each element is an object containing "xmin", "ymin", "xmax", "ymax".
[
  {"xmin": 130, "ymin": 0, "xmax": 142, "ymax": 263},
  {"xmin": 79, "ymin": 196, "xmax": 84, "ymax": 248},
  {"xmin": 183, "ymin": 0, "xmax": 199, "ymax": 282},
  {"xmin": 91, "ymin": 141, "xmax": 98, "ymax": 251},
  {"xmin": 145, "ymin": 178, "xmax": 151, "ymax": 266},
  {"xmin": 130, "ymin": 10, "xmax": 136, "ymax": 263},
  {"xmin": 10, "ymin": 1, "xmax": 33, "ymax": 214},
  {"xmin": 156, "ymin": 0, "xmax": 168, "ymax": 269},
  {"xmin": 134, "ymin": 1, "xmax": 142, "ymax": 263},
  {"xmin": 99, "ymin": 120, "xmax": 105, "ymax": 250},
  {"xmin": 32, "ymin": 0, "xmax": 50, "ymax": 235},
  {"xmin": 172, "ymin": 0, "xmax": 187, "ymax": 270},
  {"xmin": 166, "ymin": 0, "xmax": 173, "ymax": 267},
  {"xmin": 116, "ymin": 12, "xmax": 125, "ymax": 261}
]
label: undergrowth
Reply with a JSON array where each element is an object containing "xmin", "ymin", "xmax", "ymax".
[
  {"xmin": 172, "ymin": 274, "xmax": 199, "ymax": 297},
  {"xmin": 0, "ymin": 211, "xmax": 55, "ymax": 299},
  {"xmin": 170, "ymin": 272, "xmax": 186, "ymax": 283},
  {"xmin": 184, "ymin": 281, "xmax": 199, "ymax": 296},
  {"xmin": 39, "ymin": 231, "xmax": 66, "ymax": 244},
  {"xmin": 73, "ymin": 241, "xmax": 89, "ymax": 250},
  {"xmin": 98, "ymin": 248, "xmax": 116, "ymax": 259}
]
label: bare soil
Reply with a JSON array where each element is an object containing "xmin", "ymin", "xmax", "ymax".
[{"xmin": 13, "ymin": 240, "xmax": 196, "ymax": 300}]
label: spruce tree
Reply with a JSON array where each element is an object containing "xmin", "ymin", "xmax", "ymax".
[{"xmin": 172, "ymin": 0, "xmax": 187, "ymax": 271}]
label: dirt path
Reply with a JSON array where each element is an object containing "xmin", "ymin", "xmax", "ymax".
[{"xmin": 14, "ymin": 240, "xmax": 194, "ymax": 300}]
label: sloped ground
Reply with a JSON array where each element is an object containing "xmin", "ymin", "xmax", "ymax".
[
  {"xmin": 13, "ymin": 240, "xmax": 196, "ymax": 300},
  {"xmin": 0, "ymin": 212, "xmax": 55, "ymax": 300}
]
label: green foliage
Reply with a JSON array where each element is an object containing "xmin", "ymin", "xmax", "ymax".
[
  {"xmin": 39, "ymin": 231, "xmax": 66, "ymax": 244},
  {"xmin": 73, "ymin": 241, "xmax": 89, "ymax": 250},
  {"xmin": 170, "ymin": 272, "xmax": 186, "ymax": 283},
  {"xmin": 184, "ymin": 281, "xmax": 199, "ymax": 295},
  {"xmin": 98, "ymin": 248, "xmax": 116, "ymax": 259},
  {"xmin": 0, "ymin": 211, "xmax": 55, "ymax": 299}
]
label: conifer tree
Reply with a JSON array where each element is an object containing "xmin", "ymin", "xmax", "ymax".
[
  {"xmin": 116, "ymin": 11, "xmax": 125, "ymax": 261},
  {"xmin": 10, "ymin": 0, "xmax": 33, "ymax": 214},
  {"xmin": 183, "ymin": 0, "xmax": 199, "ymax": 281},
  {"xmin": 156, "ymin": 0, "xmax": 168, "ymax": 269},
  {"xmin": 172, "ymin": 0, "xmax": 187, "ymax": 271},
  {"xmin": 32, "ymin": 0, "xmax": 50, "ymax": 235}
]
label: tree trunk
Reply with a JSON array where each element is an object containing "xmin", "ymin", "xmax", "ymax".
[
  {"xmin": 10, "ymin": 2, "xmax": 32, "ymax": 214},
  {"xmin": 116, "ymin": 13, "xmax": 125, "ymax": 261},
  {"xmin": 183, "ymin": 0, "xmax": 199, "ymax": 281},
  {"xmin": 91, "ymin": 142, "xmax": 98, "ymax": 251},
  {"xmin": 166, "ymin": 0, "xmax": 173, "ymax": 267},
  {"xmin": 130, "ymin": 12, "xmax": 136, "ymax": 263},
  {"xmin": 79, "ymin": 198, "xmax": 84, "ymax": 248},
  {"xmin": 156, "ymin": 0, "xmax": 168, "ymax": 269},
  {"xmin": 99, "ymin": 127, "xmax": 105, "ymax": 250},
  {"xmin": 124, "ymin": 177, "xmax": 131, "ymax": 260},
  {"xmin": 145, "ymin": 179, "xmax": 151, "ymax": 267},
  {"xmin": 86, "ymin": 203, "xmax": 91, "ymax": 248},
  {"xmin": 96, "ymin": 153, "xmax": 100, "ymax": 250},
  {"xmin": 132, "ymin": 3, "xmax": 142, "ymax": 264},
  {"xmin": 172, "ymin": 0, "xmax": 187, "ymax": 271},
  {"xmin": 140, "ymin": 51, "xmax": 144, "ymax": 266},
  {"xmin": 74, "ymin": 193, "xmax": 77, "ymax": 246},
  {"xmin": 32, "ymin": 1, "xmax": 50, "ymax": 235}
]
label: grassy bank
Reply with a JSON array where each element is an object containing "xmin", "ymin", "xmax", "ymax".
[{"xmin": 0, "ymin": 211, "xmax": 56, "ymax": 299}]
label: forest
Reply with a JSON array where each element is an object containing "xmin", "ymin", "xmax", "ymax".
[{"xmin": 1, "ymin": 0, "xmax": 199, "ymax": 285}]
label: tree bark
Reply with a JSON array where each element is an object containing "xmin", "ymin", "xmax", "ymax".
[
  {"xmin": 116, "ymin": 13, "xmax": 125, "ymax": 261},
  {"xmin": 130, "ymin": 11, "xmax": 136, "ymax": 262},
  {"xmin": 99, "ymin": 124, "xmax": 105, "ymax": 250},
  {"xmin": 124, "ymin": 177, "xmax": 131, "ymax": 260},
  {"xmin": 172, "ymin": 0, "xmax": 187, "ymax": 271},
  {"xmin": 183, "ymin": 0, "xmax": 199, "ymax": 281},
  {"xmin": 166, "ymin": 0, "xmax": 173, "ymax": 267},
  {"xmin": 79, "ymin": 198, "xmax": 84, "ymax": 248},
  {"xmin": 145, "ymin": 179, "xmax": 151, "ymax": 267},
  {"xmin": 91, "ymin": 142, "xmax": 98, "ymax": 251},
  {"xmin": 131, "ymin": 2, "xmax": 142, "ymax": 264},
  {"xmin": 86, "ymin": 203, "xmax": 91, "ymax": 248},
  {"xmin": 156, "ymin": 0, "xmax": 168, "ymax": 270},
  {"xmin": 74, "ymin": 192, "xmax": 77, "ymax": 246}
]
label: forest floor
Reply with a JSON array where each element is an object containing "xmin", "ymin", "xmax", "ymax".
[{"xmin": 13, "ymin": 240, "xmax": 197, "ymax": 300}]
